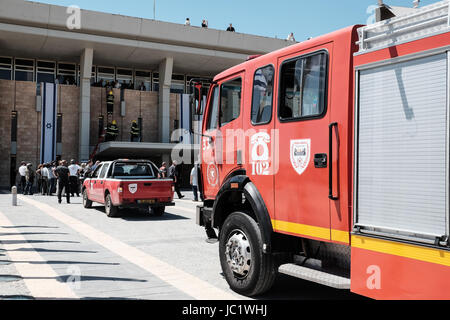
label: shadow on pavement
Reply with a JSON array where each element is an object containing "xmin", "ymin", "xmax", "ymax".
[
  {"xmin": 0, "ymin": 240, "xmax": 80, "ymax": 245},
  {"xmin": 0, "ymin": 226, "xmax": 59, "ymax": 229},
  {"xmin": 4, "ymin": 248, "xmax": 97, "ymax": 254},
  {"xmin": 0, "ymin": 295, "xmax": 35, "ymax": 300},
  {"xmin": 20, "ymin": 275, "xmax": 147, "ymax": 283},
  {"xmin": 0, "ymin": 232, "xmax": 69, "ymax": 236},
  {"xmin": 0, "ymin": 260, "xmax": 120, "ymax": 266},
  {"xmin": 92, "ymin": 207, "xmax": 189, "ymax": 222}
]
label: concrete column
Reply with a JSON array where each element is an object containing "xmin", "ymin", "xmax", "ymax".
[
  {"xmin": 79, "ymin": 48, "xmax": 94, "ymax": 161},
  {"xmin": 158, "ymin": 57, "xmax": 173, "ymax": 143}
]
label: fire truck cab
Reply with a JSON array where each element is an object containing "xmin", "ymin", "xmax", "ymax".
[{"xmin": 195, "ymin": 1, "xmax": 450, "ymax": 299}]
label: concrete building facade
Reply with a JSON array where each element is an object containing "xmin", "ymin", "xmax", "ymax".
[{"xmin": 0, "ymin": 0, "xmax": 292, "ymax": 188}]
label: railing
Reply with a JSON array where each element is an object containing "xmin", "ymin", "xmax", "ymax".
[{"xmin": 357, "ymin": 0, "xmax": 449, "ymax": 54}]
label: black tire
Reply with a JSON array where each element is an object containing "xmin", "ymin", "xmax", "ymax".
[
  {"xmin": 105, "ymin": 194, "xmax": 120, "ymax": 218},
  {"xmin": 152, "ymin": 206, "xmax": 165, "ymax": 217},
  {"xmin": 82, "ymin": 189, "xmax": 93, "ymax": 209},
  {"xmin": 219, "ymin": 212, "xmax": 277, "ymax": 297}
]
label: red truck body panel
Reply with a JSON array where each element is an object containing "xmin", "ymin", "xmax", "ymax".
[{"xmin": 350, "ymin": 31, "xmax": 450, "ymax": 300}]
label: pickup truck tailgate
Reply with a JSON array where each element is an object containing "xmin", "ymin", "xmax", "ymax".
[{"xmin": 122, "ymin": 179, "xmax": 174, "ymax": 201}]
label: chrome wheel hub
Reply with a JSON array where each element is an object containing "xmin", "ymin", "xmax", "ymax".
[{"xmin": 225, "ymin": 231, "xmax": 251, "ymax": 278}]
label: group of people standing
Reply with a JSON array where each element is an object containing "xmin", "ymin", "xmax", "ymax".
[
  {"xmin": 18, "ymin": 159, "xmax": 90, "ymax": 204},
  {"xmin": 184, "ymin": 18, "xmax": 235, "ymax": 32},
  {"xmin": 18, "ymin": 158, "xmax": 203, "ymax": 204}
]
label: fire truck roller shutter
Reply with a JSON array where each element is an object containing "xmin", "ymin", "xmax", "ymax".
[
  {"xmin": 355, "ymin": 52, "xmax": 449, "ymax": 243},
  {"xmin": 212, "ymin": 175, "xmax": 274, "ymax": 253}
]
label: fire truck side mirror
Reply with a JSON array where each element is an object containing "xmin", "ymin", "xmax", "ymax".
[{"xmin": 190, "ymin": 83, "xmax": 203, "ymax": 116}]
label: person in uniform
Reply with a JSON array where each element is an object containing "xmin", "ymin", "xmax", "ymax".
[
  {"xmin": 130, "ymin": 120, "xmax": 140, "ymax": 142},
  {"xmin": 106, "ymin": 120, "xmax": 119, "ymax": 142},
  {"xmin": 106, "ymin": 89, "xmax": 114, "ymax": 115}
]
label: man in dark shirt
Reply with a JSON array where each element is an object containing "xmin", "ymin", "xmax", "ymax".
[
  {"xmin": 54, "ymin": 160, "xmax": 71, "ymax": 204},
  {"xmin": 226, "ymin": 23, "xmax": 235, "ymax": 32},
  {"xmin": 168, "ymin": 161, "xmax": 184, "ymax": 199}
]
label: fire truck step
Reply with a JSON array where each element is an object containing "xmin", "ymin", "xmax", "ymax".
[{"xmin": 278, "ymin": 264, "xmax": 350, "ymax": 290}]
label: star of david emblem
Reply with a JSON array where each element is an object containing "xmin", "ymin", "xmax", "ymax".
[{"xmin": 46, "ymin": 123, "xmax": 52, "ymax": 129}]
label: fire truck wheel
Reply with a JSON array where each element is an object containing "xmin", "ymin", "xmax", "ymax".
[
  {"xmin": 105, "ymin": 194, "xmax": 120, "ymax": 218},
  {"xmin": 219, "ymin": 212, "xmax": 276, "ymax": 296},
  {"xmin": 82, "ymin": 189, "xmax": 92, "ymax": 209},
  {"xmin": 152, "ymin": 206, "xmax": 165, "ymax": 217}
]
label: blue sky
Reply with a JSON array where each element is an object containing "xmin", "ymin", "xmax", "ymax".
[{"xmin": 36, "ymin": 0, "xmax": 438, "ymax": 40}]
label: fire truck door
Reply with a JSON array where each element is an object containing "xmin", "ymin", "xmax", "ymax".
[
  {"xmin": 273, "ymin": 48, "xmax": 332, "ymax": 241},
  {"xmin": 201, "ymin": 85, "xmax": 221, "ymax": 199},
  {"xmin": 216, "ymin": 75, "xmax": 244, "ymax": 184}
]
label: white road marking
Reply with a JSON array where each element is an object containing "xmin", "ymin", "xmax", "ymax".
[
  {"xmin": 18, "ymin": 196, "xmax": 237, "ymax": 300},
  {"xmin": 0, "ymin": 210, "xmax": 78, "ymax": 299}
]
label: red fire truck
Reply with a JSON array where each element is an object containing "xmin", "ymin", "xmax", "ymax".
[{"xmin": 194, "ymin": 1, "xmax": 450, "ymax": 299}]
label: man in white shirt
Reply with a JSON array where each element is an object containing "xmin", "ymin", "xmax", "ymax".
[
  {"xmin": 68, "ymin": 159, "xmax": 81, "ymax": 197},
  {"xmin": 18, "ymin": 162, "xmax": 27, "ymax": 192},
  {"xmin": 48, "ymin": 162, "xmax": 57, "ymax": 195},
  {"xmin": 41, "ymin": 165, "xmax": 49, "ymax": 195},
  {"xmin": 190, "ymin": 164, "xmax": 199, "ymax": 202},
  {"xmin": 287, "ymin": 32, "xmax": 296, "ymax": 42},
  {"xmin": 185, "ymin": 18, "xmax": 191, "ymax": 26}
]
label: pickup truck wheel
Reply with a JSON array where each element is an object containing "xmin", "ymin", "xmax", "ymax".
[
  {"xmin": 152, "ymin": 206, "xmax": 165, "ymax": 217},
  {"xmin": 105, "ymin": 194, "xmax": 120, "ymax": 218},
  {"xmin": 82, "ymin": 189, "xmax": 92, "ymax": 209},
  {"xmin": 219, "ymin": 212, "xmax": 277, "ymax": 297}
]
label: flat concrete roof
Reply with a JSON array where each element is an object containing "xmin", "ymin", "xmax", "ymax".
[
  {"xmin": 0, "ymin": 0, "xmax": 292, "ymax": 75},
  {"xmin": 96, "ymin": 142, "xmax": 200, "ymax": 160}
]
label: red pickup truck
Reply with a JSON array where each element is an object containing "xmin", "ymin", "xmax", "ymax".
[{"xmin": 82, "ymin": 159, "xmax": 175, "ymax": 217}]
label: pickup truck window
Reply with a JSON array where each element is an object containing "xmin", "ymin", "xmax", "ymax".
[
  {"xmin": 92, "ymin": 164, "xmax": 103, "ymax": 178},
  {"xmin": 112, "ymin": 163, "xmax": 156, "ymax": 179},
  {"xmin": 99, "ymin": 163, "xmax": 110, "ymax": 179}
]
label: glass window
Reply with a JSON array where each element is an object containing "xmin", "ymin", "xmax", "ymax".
[
  {"xmin": 220, "ymin": 78, "xmax": 242, "ymax": 126},
  {"xmin": 135, "ymin": 70, "xmax": 151, "ymax": 91},
  {"xmin": 171, "ymin": 82, "xmax": 185, "ymax": 94},
  {"xmin": 99, "ymin": 163, "xmax": 109, "ymax": 179},
  {"xmin": 93, "ymin": 164, "xmax": 103, "ymax": 178},
  {"xmin": 251, "ymin": 65, "xmax": 274, "ymax": 125},
  {"xmin": 37, "ymin": 73, "xmax": 55, "ymax": 84},
  {"xmin": 116, "ymin": 68, "xmax": 133, "ymax": 88},
  {"xmin": 0, "ymin": 69, "xmax": 11, "ymax": 80},
  {"xmin": 113, "ymin": 162, "xmax": 156, "ymax": 179},
  {"xmin": 97, "ymin": 66, "xmax": 115, "ymax": 86},
  {"xmin": 279, "ymin": 52, "xmax": 327, "ymax": 120},
  {"xmin": 153, "ymin": 72, "xmax": 159, "ymax": 91},
  {"xmin": 15, "ymin": 58, "xmax": 34, "ymax": 82},
  {"xmin": 36, "ymin": 61, "xmax": 56, "ymax": 84},
  {"xmin": 0, "ymin": 57, "xmax": 12, "ymax": 80},
  {"xmin": 57, "ymin": 63, "xmax": 76, "ymax": 85},
  {"xmin": 207, "ymin": 86, "xmax": 220, "ymax": 131}
]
